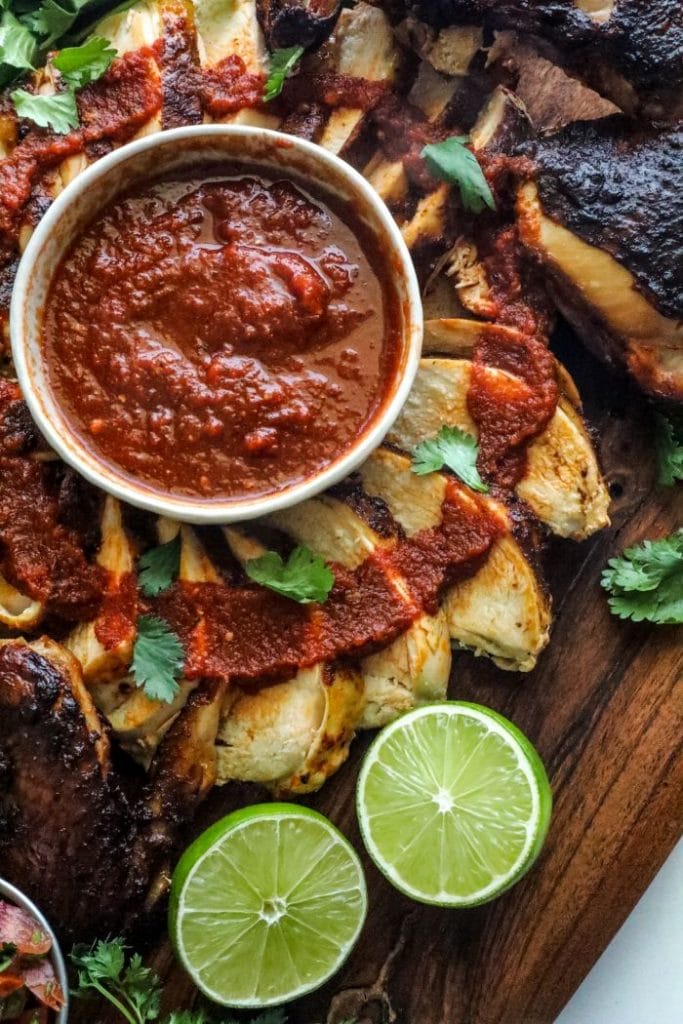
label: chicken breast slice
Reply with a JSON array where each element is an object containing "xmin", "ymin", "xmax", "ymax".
[
  {"xmin": 195, "ymin": 0, "xmax": 278, "ymax": 128},
  {"xmin": 517, "ymin": 179, "xmax": 683, "ymax": 401},
  {"xmin": 216, "ymin": 662, "xmax": 364, "ymax": 795},
  {"xmin": 0, "ymin": 575, "xmax": 43, "ymax": 632},
  {"xmin": 66, "ymin": 496, "xmax": 136, "ymax": 691},
  {"xmin": 364, "ymin": 60, "xmax": 460, "ymax": 205},
  {"xmin": 358, "ymin": 448, "xmax": 551, "ymax": 671},
  {"xmin": 107, "ymin": 520, "xmax": 219, "ymax": 765},
  {"xmin": 266, "ymin": 498, "xmax": 452, "ymax": 723},
  {"xmin": 398, "ymin": 324, "xmax": 610, "ymax": 539},
  {"xmin": 219, "ymin": 527, "xmax": 365, "ymax": 794},
  {"xmin": 319, "ymin": 2, "xmax": 400, "ymax": 156}
]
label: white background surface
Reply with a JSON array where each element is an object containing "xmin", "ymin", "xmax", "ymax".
[{"xmin": 556, "ymin": 840, "xmax": 683, "ymax": 1024}]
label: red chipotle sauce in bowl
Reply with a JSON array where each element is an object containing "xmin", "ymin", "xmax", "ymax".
[{"xmin": 41, "ymin": 166, "xmax": 402, "ymax": 500}]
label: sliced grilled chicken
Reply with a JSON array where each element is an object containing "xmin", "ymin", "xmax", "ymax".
[
  {"xmin": 401, "ymin": 0, "xmax": 683, "ymax": 122},
  {"xmin": 66, "ymin": 496, "xmax": 136, "ymax": 693},
  {"xmin": 265, "ymin": 500, "xmax": 453, "ymax": 715},
  {"xmin": 0, "ymin": 576, "xmax": 43, "ymax": 632},
  {"xmin": 318, "ymin": 2, "xmax": 400, "ymax": 155},
  {"xmin": 106, "ymin": 522, "xmax": 220, "ymax": 764},
  {"xmin": 360, "ymin": 609, "xmax": 451, "ymax": 727},
  {"xmin": 216, "ymin": 663, "xmax": 364, "ymax": 795},
  {"xmin": 220, "ymin": 527, "xmax": 365, "ymax": 793},
  {"xmin": 407, "ymin": 320, "xmax": 610, "ymax": 538},
  {"xmin": 364, "ymin": 57, "xmax": 460, "ymax": 205},
  {"xmin": 357, "ymin": 448, "xmax": 550, "ymax": 671},
  {"xmin": 58, "ymin": 2, "xmax": 166, "ymax": 188},
  {"xmin": 517, "ymin": 117, "xmax": 683, "ymax": 400},
  {"xmin": 195, "ymin": 0, "xmax": 277, "ymax": 128},
  {"xmin": 401, "ymin": 85, "xmax": 529, "ymax": 252}
]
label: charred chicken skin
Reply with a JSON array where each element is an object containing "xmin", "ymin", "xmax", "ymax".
[
  {"xmin": 517, "ymin": 117, "xmax": 683, "ymax": 401},
  {"xmin": 401, "ymin": 0, "xmax": 683, "ymax": 122},
  {"xmin": 0, "ymin": 639, "xmax": 147, "ymax": 941}
]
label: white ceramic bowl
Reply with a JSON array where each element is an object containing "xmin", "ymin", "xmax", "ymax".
[
  {"xmin": 11, "ymin": 125, "xmax": 422, "ymax": 524},
  {"xmin": 0, "ymin": 877, "xmax": 69, "ymax": 1023}
]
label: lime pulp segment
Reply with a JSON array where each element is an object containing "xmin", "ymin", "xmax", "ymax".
[
  {"xmin": 356, "ymin": 702, "xmax": 552, "ymax": 906},
  {"xmin": 169, "ymin": 804, "xmax": 367, "ymax": 1008}
]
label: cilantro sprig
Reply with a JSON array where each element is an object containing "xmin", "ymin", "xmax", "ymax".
[
  {"xmin": 245, "ymin": 545, "xmax": 335, "ymax": 603},
  {"xmin": 1, "ymin": 1, "xmax": 118, "ymax": 133},
  {"xmin": 601, "ymin": 530, "xmax": 683, "ymax": 625},
  {"xmin": 655, "ymin": 412, "xmax": 683, "ymax": 487},
  {"xmin": 263, "ymin": 44, "xmax": 304, "ymax": 102},
  {"xmin": 421, "ymin": 135, "xmax": 496, "ymax": 214},
  {"xmin": 139, "ymin": 534, "xmax": 181, "ymax": 598},
  {"xmin": 71, "ymin": 939, "xmax": 288, "ymax": 1023},
  {"xmin": 131, "ymin": 614, "xmax": 184, "ymax": 703},
  {"xmin": 411, "ymin": 425, "xmax": 489, "ymax": 493},
  {"xmin": 71, "ymin": 938, "xmax": 162, "ymax": 1024}
]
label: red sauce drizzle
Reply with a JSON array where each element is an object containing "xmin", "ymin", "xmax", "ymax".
[
  {"xmin": 200, "ymin": 55, "xmax": 265, "ymax": 118},
  {"xmin": 95, "ymin": 572, "xmax": 137, "ymax": 650},
  {"xmin": 0, "ymin": 50, "xmax": 162, "ymax": 244},
  {"xmin": 151, "ymin": 482, "xmax": 504, "ymax": 685},
  {"xmin": 0, "ymin": 382, "xmax": 104, "ymax": 620},
  {"xmin": 468, "ymin": 324, "xmax": 558, "ymax": 489}
]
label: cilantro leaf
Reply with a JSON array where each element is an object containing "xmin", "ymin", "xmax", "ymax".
[
  {"xmin": 21, "ymin": 1, "xmax": 86, "ymax": 48},
  {"xmin": 655, "ymin": 412, "xmax": 683, "ymax": 487},
  {"xmin": 132, "ymin": 614, "xmax": 184, "ymax": 703},
  {"xmin": 422, "ymin": 136, "xmax": 496, "ymax": 214},
  {"xmin": 0, "ymin": 9, "xmax": 37, "ymax": 82},
  {"xmin": 245, "ymin": 545, "xmax": 335, "ymax": 604},
  {"xmin": 71, "ymin": 937, "xmax": 163, "ymax": 1024},
  {"xmin": 52, "ymin": 34, "xmax": 115, "ymax": 88},
  {"xmin": 71, "ymin": 936, "xmax": 127, "ymax": 987},
  {"xmin": 122, "ymin": 953, "xmax": 162, "ymax": 1022},
  {"xmin": 263, "ymin": 44, "xmax": 304, "ymax": 102},
  {"xmin": 139, "ymin": 534, "xmax": 181, "ymax": 597},
  {"xmin": 11, "ymin": 86, "xmax": 78, "ymax": 132},
  {"xmin": 411, "ymin": 425, "xmax": 489, "ymax": 492},
  {"xmin": 601, "ymin": 530, "xmax": 683, "ymax": 625}
]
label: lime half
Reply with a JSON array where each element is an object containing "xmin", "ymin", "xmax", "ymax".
[
  {"xmin": 169, "ymin": 803, "xmax": 367, "ymax": 1008},
  {"xmin": 357, "ymin": 702, "xmax": 552, "ymax": 906}
]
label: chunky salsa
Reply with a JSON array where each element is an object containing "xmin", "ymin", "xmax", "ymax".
[{"xmin": 42, "ymin": 166, "xmax": 402, "ymax": 501}]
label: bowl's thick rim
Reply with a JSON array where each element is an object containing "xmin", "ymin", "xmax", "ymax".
[
  {"xmin": 10, "ymin": 123, "xmax": 423, "ymax": 525},
  {"xmin": 0, "ymin": 877, "xmax": 69, "ymax": 1022}
]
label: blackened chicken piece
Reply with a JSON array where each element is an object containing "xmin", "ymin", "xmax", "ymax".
[
  {"xmin": 404, "ymin": 1, "xmax": 683, "ymax": 122},
  {"xmin": 0, "ymin": 637, "xmax": 225, "ymax": 942},
  {"xmin": 256, "ymin": 0, "xmax": 342, "ymax": 51},
  {"xmin": 0, "ymin": 639, "xmax": 146, "ymax": 941},
  {"xmin": 516, "ymin": 116, "xmax": 683, "ymax": 401}
]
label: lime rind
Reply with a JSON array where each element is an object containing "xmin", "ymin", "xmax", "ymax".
[
  {"xmin": 169, "ymin": 804, "xmax": 367, "ymax": 1008},
  {"xmin": 356, "ymin": 702, "xmax": 552, "ymax": 907}
]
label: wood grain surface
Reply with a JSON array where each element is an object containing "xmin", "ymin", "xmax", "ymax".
[{"xmin": 74, "ymin": 335, "xmax": 683, "ymax": 1024}]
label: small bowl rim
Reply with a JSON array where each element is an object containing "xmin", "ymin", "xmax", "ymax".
[
  {"xmin": 0, "ymin": 877, "xmax": 69, "ymax": 1022},
  {"xmin": 10, "ymin": 124, "xmax": 423, "ymax": 525}
]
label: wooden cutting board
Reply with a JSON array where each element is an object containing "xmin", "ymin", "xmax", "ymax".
[{"xmin": 75, "ymin": 335, "xmax": 682, "ymax": 1024}]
